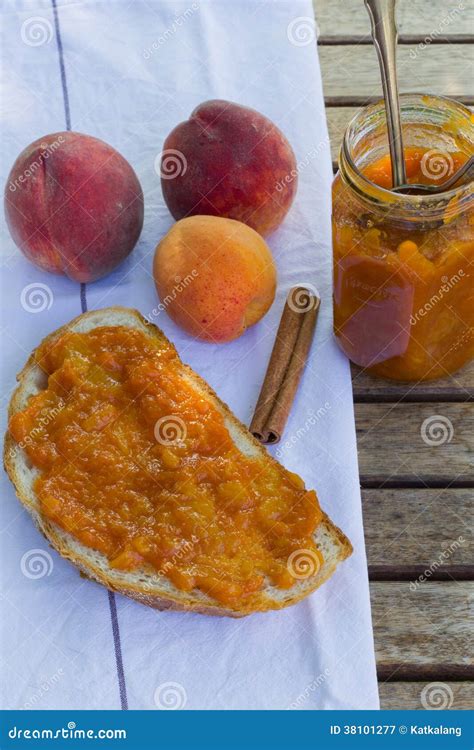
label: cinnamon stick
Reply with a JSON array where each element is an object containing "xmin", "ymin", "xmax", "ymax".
[{"xmin": 250, "ymin": 287, "xmax": 320, "ymax": 444}]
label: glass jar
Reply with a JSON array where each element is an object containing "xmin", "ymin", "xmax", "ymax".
[{"xmin": 332, "ymin": 94, "xmax": 474, "ymax": 381}]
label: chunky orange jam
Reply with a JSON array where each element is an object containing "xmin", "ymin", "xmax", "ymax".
[
  {"xmin": 9, "ymin": 326, "xmax": 323, "ymax": 607},
  {"xmin": 362, "ymin": 147, "xmax": 468, "ymax": 190},
  {"xmin": 333, "ymin": 147, "xmax": 473, "ymax": 380}
]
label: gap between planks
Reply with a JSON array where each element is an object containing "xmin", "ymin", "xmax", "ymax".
[
  {"xmin": 369, "ymin": 565, "xmax": 474, "ymax": 582},
  {"xmin": 354, "ymin": 393, "xmax": 474, "ymax": 404},
  {"xmin": 378, "ymin": 665, "xmax": 474, "ymax": 682},
  {"xmin": 319, "ymin": 35, "xmax": 474, "ymax": 45},
  {"xmin": 361, "ymin": 479, "xmax": 474, "ymax": 490}
]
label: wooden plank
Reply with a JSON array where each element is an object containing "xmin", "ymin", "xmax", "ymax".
[
  {"xmin": 319, "ymin": 45, "xmax": 473, "ymax": 100},
  {"xmin": 326, "ymin": 106, "xmax": 357, "ymax": 165},
  {"xmin": 313, "ymin": 0, "xmax": 474, "ymax": 38},
  {"xmin": 370, "ymin": 581, "xmax": 473, "ymax": 669},
  {"xmin": 352, "ymin": 362, "xmax": 474, "ymax": 402},
  {"xmin": 355, "ymin": 403, "xmax": 474, "ymax": 485},
  {"xmin": 362, "ymin": 489, "xmax": 472, "ymax": 575},
  {"xmin": 379, "ymin": 681, "xmax": 474, "ymax": 710}
]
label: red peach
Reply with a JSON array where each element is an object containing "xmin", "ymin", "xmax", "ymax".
[
  {"xmin": 4, "ymin": 132, "xmax": 144, "ymax": 282},
  {"xmin": 160, "ymin": 100, "xmax": 297, "ymax": 236}
]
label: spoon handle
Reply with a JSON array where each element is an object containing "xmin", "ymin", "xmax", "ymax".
[
  {"xmin": 436, "ymin": 154, "xmax": 474, "ymax": 191},
  {"xmin": 364, "ymin": 0, "xmax": 407, "ymax": 187}
]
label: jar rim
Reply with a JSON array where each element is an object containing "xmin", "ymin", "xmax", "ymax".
[{"xmin": 340, "ymin": 93, "xmax": 474, "ymax": 217}]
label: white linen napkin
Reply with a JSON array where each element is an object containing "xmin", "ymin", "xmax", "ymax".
[{"xmin": 0, "ymin": 0, "xmax": 379, "ymax": 710}]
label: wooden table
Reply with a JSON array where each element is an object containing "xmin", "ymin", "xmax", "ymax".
[{"xmin": 313, "ymin": 0, "xmax": 474, "ymax": 709}]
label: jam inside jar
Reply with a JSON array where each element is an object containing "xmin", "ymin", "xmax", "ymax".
[{"xmin": 332, "ymin": 94, "xmax": 474, "ymax": 381}]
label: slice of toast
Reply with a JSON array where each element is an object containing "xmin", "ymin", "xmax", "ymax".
[{"xmin": 4, "ymin": 307, "xmax": 352, "ymax": 617}]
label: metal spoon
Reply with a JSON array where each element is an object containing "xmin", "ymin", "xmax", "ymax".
[
  {"xmin": 392, "ymin": 155, "xmax": 474, "ymax": 195},
  {"xmin": 364, "ymin": 0, "xmax": 406, "ymax": 187},
  {"xmin": 364, "ymin": 0, "xmax": 473, "ymax": 195}
]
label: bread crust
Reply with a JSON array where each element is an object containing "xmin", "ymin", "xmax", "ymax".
[{"xmin": 4, "ymin": 307, "xmax": 352, "ymax": 617}]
